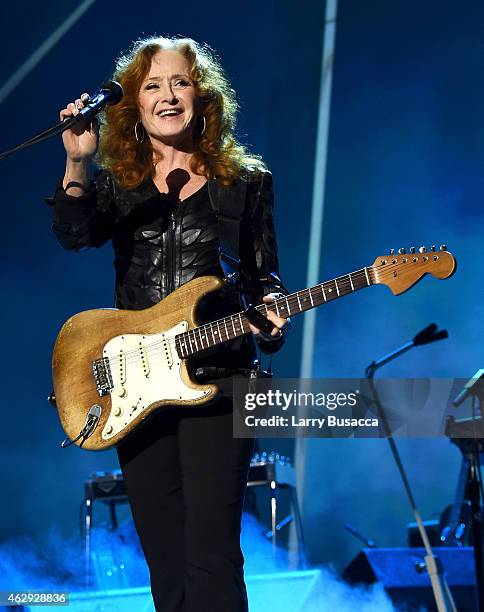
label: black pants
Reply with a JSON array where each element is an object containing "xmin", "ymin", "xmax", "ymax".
[{"xmin": 117, "ymin": 395, "xmax": 254, "ymax": 612}]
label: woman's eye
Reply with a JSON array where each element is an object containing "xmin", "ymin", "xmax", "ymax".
[
  {"xmin": 145, "ymin": 83, "xmax": 158, "ymax": 90},
  {"xmin": 175, "ymin": 79, "xmax": 190, "ymax": 87}
]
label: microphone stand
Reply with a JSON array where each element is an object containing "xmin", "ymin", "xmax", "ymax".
[
  {"xmin": 0, "ymin": 81, "xmax": 123, "ymax": 161},
  {"xmin": 463, "ymin": 428, "xmax": 484, "ymax": 612},
  {"xmin": 0, "ymin": 117, "xmax": 76, "ymax": 161},
  {"xmin": 448, "ymin": 374, "xmax": 484, "ymax": 612},
  {"xmin": 365, "ymin": 323, "xmax": 457, "ymax": 612}
]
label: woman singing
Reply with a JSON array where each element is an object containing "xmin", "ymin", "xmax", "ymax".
[{"xmin": 49, "ymin": 36, "xmax": 289, "ymax": 612}]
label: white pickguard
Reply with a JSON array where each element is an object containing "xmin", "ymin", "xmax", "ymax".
[{"xmin": 100, "ymin": 321, "xmax": 212, "ymax": 440}]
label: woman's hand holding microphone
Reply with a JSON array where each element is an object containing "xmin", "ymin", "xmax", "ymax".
[{"xmin": 60, "ymin": 94, "xmax": 98, "ymax": 196}]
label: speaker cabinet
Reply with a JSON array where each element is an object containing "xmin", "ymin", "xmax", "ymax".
[{"xmin": 343, "ymin": 547, "xmax": 477, "ymax": 612}]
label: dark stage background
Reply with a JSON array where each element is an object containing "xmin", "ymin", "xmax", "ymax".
[{"xmin": 0, "ymin": 0, "xmax": 482, "ymax": 572}]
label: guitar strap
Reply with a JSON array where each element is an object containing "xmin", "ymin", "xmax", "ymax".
[
  {"xmin": 207, "ymin": 177, "xmax": 260, "ymax": 365},
  {"xmin": 207, "ymin": 177, "xmax": 247, "ymax": 284}
]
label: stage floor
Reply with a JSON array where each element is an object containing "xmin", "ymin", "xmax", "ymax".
[{"xmin": 20, "ymin": 570, "xmax": 322, "ymax": 612}]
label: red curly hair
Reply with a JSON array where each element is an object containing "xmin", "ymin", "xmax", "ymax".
[{"xmin": 96, "ymin": 36, "xmax": 265, "ymax": 188}]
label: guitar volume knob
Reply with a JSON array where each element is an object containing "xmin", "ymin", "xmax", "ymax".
[
  {"xmin": 398, "ymin": 248, "xmax": 406, "ymax": 254},
  {"xmin": 418, "ymin": 246, "xmax": 427, "ymax": 253},
  {"xmin": 440, "ymin": 244, "xmax": 447, "ymax": 251}
]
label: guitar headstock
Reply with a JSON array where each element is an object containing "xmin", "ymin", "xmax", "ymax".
[{"xmin": 371, "ymin": 245, "xmax": 456, "ymax": 295}]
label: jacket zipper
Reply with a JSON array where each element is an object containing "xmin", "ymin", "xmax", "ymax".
[{"xmin": 168, "ymin": 209, "xmax": 177, "ymax": 294}]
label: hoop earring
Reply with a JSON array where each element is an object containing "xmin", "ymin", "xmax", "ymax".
[
  {"xmin": 198, "ymin": 115, "xmax": 206, "ymax": 136},
  {"xmin": 134, "ymin": 120, "xmax": 145, "ymax": 143}
]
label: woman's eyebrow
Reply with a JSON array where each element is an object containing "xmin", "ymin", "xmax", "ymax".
[{"xmin": 143, "ymin": 73, "xmax": 190, "ymax": 82}]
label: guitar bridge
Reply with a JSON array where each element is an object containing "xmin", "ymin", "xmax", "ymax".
[{"xmin": 92, "ymin": 357, "xmax": 113, "ymax": 396}]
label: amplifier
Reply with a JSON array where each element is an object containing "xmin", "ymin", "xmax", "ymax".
[
  {"xmin": 343, "ymin": 547, "xmax": 477, "ymax": 612},
  {"xmin": 85, "ymin": 451, "xmax": 295, "ymax": 501},
  {"xmin": 85, "ymin": 469, "xmax": 126, "ymax": 501}
]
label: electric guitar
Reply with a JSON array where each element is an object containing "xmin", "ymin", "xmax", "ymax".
[{"xmin": 52, "ymin": 245, "xmax": 456, "ymax": 450}]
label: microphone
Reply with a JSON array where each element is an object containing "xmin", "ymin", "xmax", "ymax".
[
  {"xmin": 63, "ymin": 80, "xmax": 124, "ymax": 127},
  {"xmin": 413, "ymin": 323, "xmax": 448, "ymax": 346}
]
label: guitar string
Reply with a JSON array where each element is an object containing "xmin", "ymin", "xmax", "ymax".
[
  {"xmin": 107, "ymin": 264, "xmax": 449, "ymax": 374},
  {"xmin": 102, "ymin": 266, "xmax": 377, "ymax": 366},
  {"xmin": 100, "ymin": 257, "xmax": 448, "ymax": 368},
  {"xmin": 101, "ymin": 258, "xmax": 446, "ymax": 368}
]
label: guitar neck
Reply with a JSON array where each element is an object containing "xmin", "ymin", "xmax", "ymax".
[{"xmin": 175, "ymin": 266, "xmax": 376, "ymax": 359}]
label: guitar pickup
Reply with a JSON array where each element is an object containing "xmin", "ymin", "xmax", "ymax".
[{"xmin": 139, "ymin": 341, "xmax": 150, "ymax": 377}]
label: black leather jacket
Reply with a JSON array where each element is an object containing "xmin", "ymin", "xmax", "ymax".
[{"xmin": 48, "ymin": 169, "xmax": 287, "ymax": 361}]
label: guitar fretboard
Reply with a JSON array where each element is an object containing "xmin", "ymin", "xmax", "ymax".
[{"xmin": 175, "ymin": 266, "xmax": 375, "ymax": 359}]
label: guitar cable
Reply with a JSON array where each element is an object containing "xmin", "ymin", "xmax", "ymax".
[{"xmin": 60, "ymin": 404, "xmax": 102, "ymax": 448}]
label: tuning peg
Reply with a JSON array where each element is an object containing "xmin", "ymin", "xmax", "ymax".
[
  {"xmin": 440, "ymin": 244, "xmax": 447, "ymax": 251},
  {"xmin": 430, "ymin": 245, "xmax": 436, "ymax": 252},
  {"xmin": 418, "ymin": 246, "xmax": 427, "ymax": 253},
  {"xmin": 409, "ymin": 246, "xmax": 415, "ymax": 254},
  {"xmin": 389, "ymin": 248, "xmax": 395, "ymax": 255},
  {"xmin": 398, "ymin": 247, "xmax": 406, "ymax": 254}
]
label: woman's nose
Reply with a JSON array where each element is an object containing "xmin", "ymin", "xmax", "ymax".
[{"xmin": 160, "ymin": 83, "xmax": 177, "ymax": 104}]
